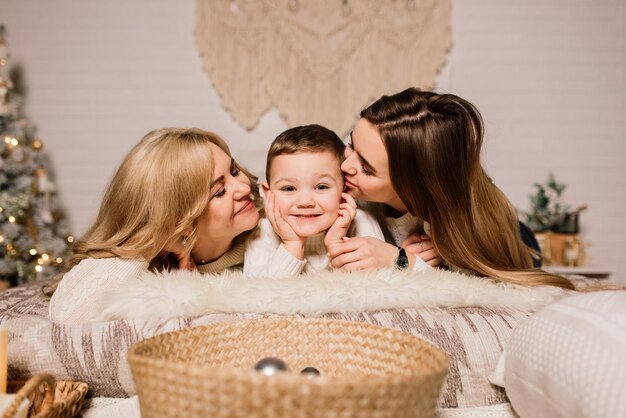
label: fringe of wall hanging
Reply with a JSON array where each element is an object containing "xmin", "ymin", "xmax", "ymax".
[{"xmin": 195, "ymin": 0, "xmax": 452, "ymax": 136}]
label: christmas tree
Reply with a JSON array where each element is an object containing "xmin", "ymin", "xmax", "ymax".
[{"xmin": 0, "ymin": 26, "xmax": 72, "ymax": 287}]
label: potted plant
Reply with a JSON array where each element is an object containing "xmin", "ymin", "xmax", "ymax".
[{"xmin": 522, "ymin": 174, "xmax": 587, "ymax": 266}]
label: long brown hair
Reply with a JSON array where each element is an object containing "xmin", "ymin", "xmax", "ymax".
[
  {"xmin": 362, "ymin": 88, "xmax": 574, "ymax": 289},
  {"xmin": 44, "ymin": 128, "xmax": 260, "ymax": 295}
]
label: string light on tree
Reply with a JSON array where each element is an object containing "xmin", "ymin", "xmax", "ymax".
[{"xmin": 0, "ymin": 25, "xmax": 72, "ymax": 286}]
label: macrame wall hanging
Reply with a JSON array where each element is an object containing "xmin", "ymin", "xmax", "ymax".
[{"xmin": 195, "ymin": 0, "xmax": 452, "ymax": 136}]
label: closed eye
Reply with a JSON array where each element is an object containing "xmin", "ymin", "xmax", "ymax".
[
  {"xmin": 348, "ymin": 140, "xmax": 375, "ymax": 176},
  {"xmin": 210, "ymin": 159, "xmax": 241, "ymax": 199},
  {"xmin": 280, "ymin": 185, "xmax": 295, "ymax": 192}
]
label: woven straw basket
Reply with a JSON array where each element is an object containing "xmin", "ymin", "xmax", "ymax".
[
  {"xmin": 3, "ymin": 374, "xmax": 88, "ymax": 418},
  {"xmin": 128, "ymin": 317, "xmax": 449, "ymax": 418}
]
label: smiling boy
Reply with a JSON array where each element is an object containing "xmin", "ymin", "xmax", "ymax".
[{"xmin": 243, "ymin": 124, "xmax": 384, "ymax": 278}]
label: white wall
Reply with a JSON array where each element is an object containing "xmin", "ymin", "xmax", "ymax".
[{"xmin": 1, "ymin": 0, "xmax": 625, "ymax": 282}]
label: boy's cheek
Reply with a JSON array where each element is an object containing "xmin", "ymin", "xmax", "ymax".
[{"xmin": 272, "ymin": 195, "xmax": 291, "ymax": 213}]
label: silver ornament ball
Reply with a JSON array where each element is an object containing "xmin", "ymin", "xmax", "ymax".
[
  {"xmin": 300, "ymin": 366, "xmax": 321, "ymax": 379},
  {"xmin": 254, "ymin": 357, "xmax": 290, "ymax": 376}
]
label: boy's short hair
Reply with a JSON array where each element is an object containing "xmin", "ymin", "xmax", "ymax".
[{"xmin": 266, "ymin": 124, "xmax": 345, "ymax": 182}]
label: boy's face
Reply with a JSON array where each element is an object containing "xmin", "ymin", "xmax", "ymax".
[{"xmin": 266, "ymin": 151, "xmax": 344, "ymax": 238}]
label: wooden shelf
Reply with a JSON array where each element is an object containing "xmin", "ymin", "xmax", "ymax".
[{"xmin": 543, "ymin": 266, "xmax": 613, "ymax": 279}]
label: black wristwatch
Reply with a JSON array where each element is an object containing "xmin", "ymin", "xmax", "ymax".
[{"xmin": 394, "ymin": 247, "xmax": 409, "ymax": 271}]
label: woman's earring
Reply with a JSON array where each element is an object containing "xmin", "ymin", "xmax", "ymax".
[{"xmin": 182, "ymin": 235, "xmax": 188, "ymax": 246}]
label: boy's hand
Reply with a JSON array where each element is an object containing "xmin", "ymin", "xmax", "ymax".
[
  {"xmin": 265, "ymin": 190, "xmax": 305, "ymax": 259},
  {"xmin": 324, "ymin": 193, "xmax": 357, "ymax": 248}
]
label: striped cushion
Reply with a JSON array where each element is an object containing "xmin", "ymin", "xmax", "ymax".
[{"xmin": 1, "ymin": 281, "xmax": 530, "ymax": 408}]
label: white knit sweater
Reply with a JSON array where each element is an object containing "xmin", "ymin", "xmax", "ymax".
[
  {"xmin": 243, "ymin": 208, "xmax": 384, "ymax": 278},
  {"xmin": 49, "ymin": 242, "xmax": 245, "ymax": 324},
  {"xmin": 384, "ymin": 211, "xmax": 423, "ymax": 247}
]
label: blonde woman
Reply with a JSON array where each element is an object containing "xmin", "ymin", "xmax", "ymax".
[
  {"xmin": 49, "ymin": 128, "xmax": 262, "ymax": 324},
  {"xmin": 330, "ymin": 88, "xmax": 574, "ymax": 289}
]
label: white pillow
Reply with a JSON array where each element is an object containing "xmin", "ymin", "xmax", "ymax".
[{"xmin": 503, "ymin": 291, "xmax": 626, "ymax": 418}]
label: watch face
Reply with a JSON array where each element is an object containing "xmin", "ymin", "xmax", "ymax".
[
  {"xmin": 396, "ymin": 257, "xmax": 409, "ymax": 270},
  {"xmin": 395, "ymin": 248, "xmax": 409, "ymax": 270}
]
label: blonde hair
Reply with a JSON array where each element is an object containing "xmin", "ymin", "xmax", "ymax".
[
  {"xmin": 66, "ymin": 127, "xmax": 260, "ymax": 272},
  {"xmin": 362, "ymin": 88, "xmax": 574, "ymax": 290}
]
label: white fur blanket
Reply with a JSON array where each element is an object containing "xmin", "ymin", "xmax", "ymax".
[{"xmin": 96, "ymin": 268, "xmax": 567, "ymax": 322}]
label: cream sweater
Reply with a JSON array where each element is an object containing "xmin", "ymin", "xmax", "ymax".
[
  {"xmin": 382, "ymin": 211, "xmax": 431, "ymax": 273},
  {"xmin": 49, "ymin": 242, "xmax": 245, "ymax": 324},
  {"xmin": 243, "ymin": 209, "xmax": 384, "ymax": 278}
]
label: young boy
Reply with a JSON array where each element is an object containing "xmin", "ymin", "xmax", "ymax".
[{"xmin": 243, "ymin": 124, "xmax": 384, "ymax": 278}]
